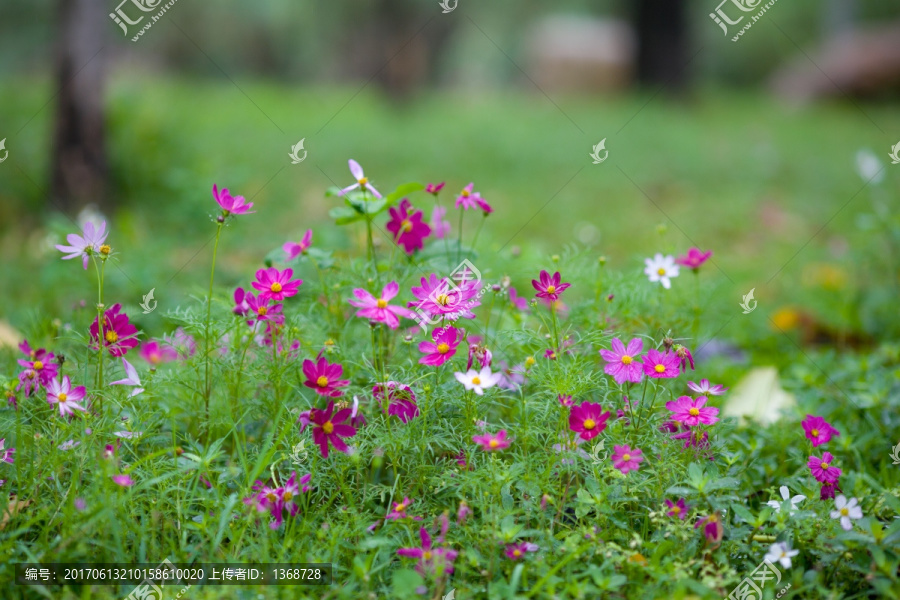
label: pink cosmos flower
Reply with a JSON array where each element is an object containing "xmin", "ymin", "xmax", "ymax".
[
  {"xmin": 676, "ymin": 248, "xmax": 712, "ymax": 270},
  {"xmin": 808, "ymin": 452, "xmax": 841, "ymax": 483},
  {"xmin": 505, "ymin": 542, "xmax": 539, "ymax": 560},
  {"xmin": 455, "ymin": 183, "xmax": 483, "ymax": 210},
  {"xmin": 17, "ymin": 352, "xmax": 59, "ymax": 389},
  {"xmin": 302, "ymin": 357, "xmax": 350, "ymax": 397},
  {"xmin": 687, "ymin": 379, "xmax": 728, "ymax": 396},
  {"xmin": 801, "ymin": 415, "xmax": 840, "ymax": 447},
  {"xmin": 611, "ymin": 445, "xmax": 643, "ymax": 474},
  {"xmin": 110, "ymin": 358, "xmax": 144, "ymax": 396},
  {"xmin": 642, "ymin": 349, "xmax": 680, "ymax": 378},
  {"xmin": 508, "ymin": 287, "xmax": 530, "ymax": 311},
  {"xmin": 253, "ymin": 267, "xmax": 302, "ymax": 302},
  {"xmin": 672, "ymin": 428, "xmax": 712, "ymax": 453},
  {"xmin": 338, "ymin": 159, "xmax": 382, "ymax": 199},
  {"xmin": 386, "ymin": 496, "xmax": 422, "ymax": 521},
  {"xmin": 232, "ymin": 287, "xmax": 250, "ymax": 316},
  {"xmin": 309, "ymin": 400, "xmax": 357, "ymax": 458},
  {"xmin": 418, "ymin": 327, "xmax": 464, "ymax": 366},
  {"xmin": 372, "ymin": 382, "xmax": 420, "ymax": 422},
  {"xmin": 430, "ymin": 206, "xmax": 451, "ymax": 239},
  {"xmin": 568, "ymin": 401, "xmax": 611, "ymax": 441},
  {"xmin": 531, "ymin": 270, "xmax": 570, "ymax": 302},
  {"xmin": 666, "ymin": 498, "xmax": 689, "ymax": 520},
  {"xmin": 283, "ymin": 230, "xmax": 313, "ymax": 260},
  {"xmin": 56, "ymin": 220, "xmax": 108, "ymax": 269},
  {"xmin": 495, "ymin": 361, "xmax": 525, "ymax": 390},
  {"xmin": 386, "ymin": 199, "xmax": 431, "ymax": 254},
  {"xmin": 408, "ymin": 273, "xmax": 481, "ymax": 319},
  {"xmin": 244, "ymin": 292, "xmax": 284, "ymax": 326},
  {"xmin": 473, "ymin": 429, "xmax": 511, "ymax": 452},
  {"xmin": 212, "ymin": 184, "xmax": 254, "ymax": 215},
  {"xmin": 426, "ymin": 182, "xmax": 445, "ymax": 195},
  {"xmin": 599, "ymin": 338, "xmax": 644, "ymax": 385},
  {"xmin": 112, "ymin": 474, "xmax": 134, "ymax": 487},
  {"xmin": 349, "ymin": 281, "xmax": 417, "ymax": 329},
  {"xmin": 164, "ymin": 328, "xmax": 196, "ymax": 360},
  {"xmin": 457, "ymin": 501, "xmax": 472, "ymax": 524},
  {"xmin": 695, "ymin": 513, "xmax": 723, "ymax": 543},
  {"xmin": 139, "ymin": 340, "xmax": 177, "ymax": 367},
  {"xmin": 0, "ymin": 439, "xmax": 14, "ymax": 464},
  {"xmin": 397, "ymin": 527, "xmax": 458, "ymax": 575},
  {"xmin": 665, "ymin": 396, "xmax": 719, "ymax": 426},
  {"xmin": 467, "ymin": 343, "xmax": 492, "ymax": 370},
  {"xmin": 90, "ymin": 304, "xmax": 139, "ymax": 357},
  {"xmin": 264, "ymin": 472, "xmax": 312, "ymax": 529},
  {"xmin": 558, "ymin": 394, "xmax": 574, "ymax": 407},
  {"xmin": 475, "ymin": 196, "xmax": 493, "ymax": 215},
  {"xmin": 47, "ymin": 376, "xmax": 87, "ymax": 416},
  {"xmin": 16, "ymin": 368, "xmax": 41, "ymax": 396}
]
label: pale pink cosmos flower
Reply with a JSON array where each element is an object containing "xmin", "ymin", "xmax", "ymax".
[
  {"xmin": 472, "ymin": 429, "xmax": 511, "ymax": 452},
  {"xmin": 386, "ymin": 496, "xmax": 422, "ymax": 521},
  {"xmin": 430, "ymin": 206, "xmax": 451, "ymax": 239},
  {"xmin": 139, "ymin": 340, "xmax": 177, "ymax": 367},
  {"xmin": 112, "ymin": 474, "xmax": 134, "ymax": 487},
  {"xmin": 56, "ymin": 220, "xmax": 108, "ymax": 269},
  {"xmin": 611, "ymin": 445, "xmax": 643, "ymax": 474},
  {"xmin": 349, "ymin": 281, "xmax": 417, "ymax": 329},
  {"xmin": 110, "ymin": 358, "xmax": 144, "ymax": 397},
  {"xmin": 408, "ymin": 273, "xmax": 481, "ymax": 320},
  {"xmin": 338, "ymin": 159, "xmax": 382, "ymax": 199},
  {"xmin": 687, "ymin": 379, "xmax": 728, "ymax": 396},
  {"xmin": 599, "ymin": 338, "xmax": 644, "ymax": 385},
  {"xmin": 212, "ymin": 184, "xmax": 254, "ymax": 215},
  {"xmin": 283, "ymin": 230, "xmax": 313, "ymax": 260},
  {"xmin": 47, "ymin": 376, "xmax": 87, "ymax": 417},
  {"xmin": 455, "ymin": 182, "xmax": 483, "ymax": 210},
  {"xmin": 665, "ymin": 396, "xmax": 719, "ymax": 426}
]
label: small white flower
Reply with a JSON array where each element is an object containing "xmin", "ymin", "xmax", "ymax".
[
  {"xmin": 765, "ymin": 485, "xmax": 806, "ymax": 515},
  {"xmin": 830, "ymin": 495, "xmax": 863, "ymax": 531},
  {"xmin": 764, "ymin": 541, "xmax": 799, "ymax": 569},
  {"xmin": 58, "ymin": 439, "xmax": 81, "ymax": 451},
  {"xmin": 454, "ymin": 367, "xmax": 502, "ymax": 396},
  {"xmin": 643, "ymin": 254, "xmax": 680, "ymax": 289}
]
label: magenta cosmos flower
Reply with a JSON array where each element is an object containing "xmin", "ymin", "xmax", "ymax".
[
  {"xmin": 642, "ymin": 349, "xmax": 680, "ymax": 378},
  {"xmin": 695, "ymin": 513, "xmax": 723, "ymax": 543},
  {"xmin": 349, "ymin": 281, "xmax": 417, "ymax": 329},
  {"xmin": 253, "ymin": 267, "xmax": 302, "ymax": 302},
  {"xmin": 56, "ymin": 220, "xmax": 108, "ymax": 269},
  {"xmin": 599, "ymin": 337, "xmax": 644, "ymax": 385},
  {"xmin": 666, "ymin": 498, "xmax": 689, "ymax": 520},
  {"xmin": 455, "ymin": 182, "xmax": 483, "ymax": 210},
  {"xmin": 373, "ymin": 382, "xmax": 420, "ymax": 422},
  {"xmin": 244, "ymin": 292, "xmax": 284, "ymax": 326},
  {"xmin": 418, "ymin": 326, "xmax": 464, "ymax": 366},
  {"xmin": 508, "ymin": 287, "xmax": 530, "ymax": 311},
  {"xmin": 139, "ymin": 340, "xmax": 177, "ymax": 367},
  {"xmin": 283, "ymin": 230, "xmax": 313, "ymax": 260},
  {"xmin": 531, "ymin": 270, "xmax": 570, "ymax": 302},
  {"xmin": 473, "ymin": 429, "xmax": 511, "ymax": 452},
  {"xmin": 425, "ymin": 182, "xmax": 445, "ymax": 195},
  {"xmin": 676, "ymin": 247, "xmax": 712, "ymax": 270},
  {"xmin": 687, "ymin": 379, "xmax": 728, "ymax": 396},
  {"xmin": 338, "ymin": 159, "xmax": 382, "ymax": 198},
  {"xmin": 244, "ymin": 472, "xmax": 312, "ymax": 530},
  {"xmin": 397, "ymin": 527, "xmax": 458, "ymax": 575},
  {"xmin": 611, "ymin": 445, "xmax": 643, "ymax": 474},
  {"xmin": 0, "ymin": 439, "xmax": 15, "ymax": 464},
  {"xmin": 233, "ymin": 287, "xmax": 250, "ymax": 316},
  {"xmin": 309, "ymin": 400, "xmax": 357, "ymax": 458},
  {"xmin": 665, "ymin": 396, "xmax": 719, "ymax": 426},
  {"xmin": 302, "ymin": 357, "xmax": 350, "ymax": 397},
  {"xmin": 408, "ymin": 273, "xmax": 481, "ymax": 320},
  {"xmin": 387, "ymin": 199, "xmax": 431, "ymax": 254},
  {"xmin": 212, "ymin": 184, "xmax": 254, "ymax": 215},
  {"xmin": 802, "ymin": 415, "xmax": 840, "ymax": 447},
  {"xmin": 505, "ymin": 542, "xmax": 538, "ymax": 560},
  {"xmin": 47, "ymin": 376, "xmax": 87, "ymax": 416},
  {"xmin": 386, "ymin": 496, "xmax": 422, "ymax": 521},
  {"xmin": 91, "ymin": 304, "xmax": 139, "ymax": 357},
  {"xmin": 808, "ymin": 452, "xmax": 842, "ymax": 483},
  {"xmin": 568, "ymin": 401, "xmax": 611, "ymax": 441}
]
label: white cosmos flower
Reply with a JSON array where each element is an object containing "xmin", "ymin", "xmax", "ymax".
[
  {"xmin": 454, "ymin": 367, "xmax": 502, "ymax": 396},
  {"xmin": 643, "ymin": 254, "xmax": 679, "ymax": 289},
  {"xmin": 765, "ymin": 485, "xmax": 806, "ymax": 515},
  {"xmin": 764, "ymin": 541, "xmax": 799, "ymax": 569},
  {"xmin": 830, "ymin": 495, "xmax": 863, "ymax": 531}
]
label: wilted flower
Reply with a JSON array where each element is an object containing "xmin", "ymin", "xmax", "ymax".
[
  {"xmin": 373, "ymin": 382, "xmax": 419, "ymax": 423},
  {"xmin": 695, "ymin": 512, "xmax": 723, "ymax": 543},
  {"xmin": 110, "ymin": 358, "xmax": 144, "ymax": 396}
]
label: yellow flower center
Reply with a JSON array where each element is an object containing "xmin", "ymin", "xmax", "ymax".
[
  {"xmin": 820, "ymin": 462, "xmax": 829, "ymax": 470},
  {"xmin": 258, "ymin": 306, "xmax": 268, "ymax": 316},
  {"xmin": 671, "ymin": 506, "xmax": 681, "ymax": 514},
  {"xmin": 376, "ymin": 299, "xmax": 388, "ymax": 309},
  {"xmin": 423, "ymin": 551, "xmax": 433, "ymax": 560},
  {"xmin": 401, "ymin": 219, "xmax": 413, "ymax": 232},
  {"xmin": 99, "ymin": 244, "xmax": 111, "ymax": 255},
  {"xmin": 106, "ymin": 330, "xmax": 118, "ymax": 343},
  {"xmin": 525, "ymin": 356, "xmax": 536, "ymax": 367},
  {"xmin": 840, "ymin": 507, "xmax": 848, "ymax": 516},
  {"xmin": 58, "ymin": 392, "xmax": 67, "ymax": 402},
  {"xmin": 471, "ymin": 376, "xmax": 481, "ymax": 385},
  {"xmin": 654, "ymin": 364, "xmax": 665, "ymax": 373},
  {"xmin": 150, "ymin": 352, "xmax": 160, "ymax": 364},
  {"xmin": 322, "ymin": 421, "xmax": 334, "ymax": 434},
  {"xmin": 513, "ymin": 549, "xmax": 522, "ymax": 557},
  {"xmin": 395, "ymin": 503, "xmax": 406, "ymax": 512},
  {"xmin": 546, "ymin": 285, "xmax": 556, "ymax": 294},
  {"xmin": 657, "ymin": 268, "xmax": 666, "ymax": 276},
  {"xmin": 283, "ymin": 491, "xmax": 293, "ymax": 502},
  {"xmin": 437, "ymin": 343, "xmax": 450, "ymax": 354},
  {"xmin": 583, "ymin": 418, "xmax": 596, "ymax": 430},
  {"xmin": 811, "ymin": 429, "xmax": 819, "ymax": 437},
  {"xmin": 266, "ymin": 492, "xmax": 277, "ymax": 502},
  {"xmin": 489, "ymin": 439, "xmax": 499, "ymax": 448},
  {"xmin": 688, "ymin": 408, "xmax": 700, "ymax": 417},
  {"xmin": 358, "ymin": 177, "xmax": 368, "ymax": 187},
  {"xmin": 316, "ymin": 376, "xmax": 329, "ymax": 388},
  {"xmin": 436, "ymin": 294, "xmax": 450, "ymax": 306},
  {"xmin": 461, "ymin": 189, "xmax": 470, "ymax": 197},
  {"xmin": 622, "ymin": 454, "xmax": 631, "ymax": 462},
  {"xmin": 621, "ymin": 355, "xmax": 632, "ymax": 365},
  {"xmin": 27, "ymin": 371, "xmax": 36, "ymax": 379},
  {"xmin": 33, "ymin": 361, "xmax": 44, "ymax": 370},
  {"xmin": 270, "ymin": 282, "xmax": 283, "ymax": 293}
]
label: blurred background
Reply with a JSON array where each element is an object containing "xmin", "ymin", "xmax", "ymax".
[{"xmin": 1, "ymin": 0, "xmax": 899, "ymax": 352}]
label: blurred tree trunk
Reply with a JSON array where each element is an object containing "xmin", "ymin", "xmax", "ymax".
[
  {"xmin": 51, "ymin": 0, "xmax": 108, "ymax": 212},
  {"xmin": 633, "ymin": 0, "xmax": 689, "ymax": 91}
]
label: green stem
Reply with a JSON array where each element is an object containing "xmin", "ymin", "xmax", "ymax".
[
  {"xmin": 204, "ymin": 220, "xmax": 225, "ymax": 438},
  {"xmin": 470, "ymin": 214, "xmax": 486, "ymax": 253},
  {"xmin": 456, "ymin": 207, "xmax": 465, "ymax": 263},
  {"xmin": 93, "ymin": 258, "xmax": 106, "ymax": 411}
]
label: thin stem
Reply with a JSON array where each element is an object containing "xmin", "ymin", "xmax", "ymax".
[
  {"xmin": 204, "ymin": 220, "xmax": 225, "ymax": 437},
  {"xmin": 93, "ymin": 257, "xmax": 106, "ymax": 412},
  {"xmin": 470, "ymin": 214, "xmax": 486, "ymax": 253}
]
